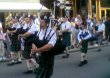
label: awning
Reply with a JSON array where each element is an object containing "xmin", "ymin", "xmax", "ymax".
[{"xmin": 0, "ymin": 2, "xmax": 50, "ymax": 12}]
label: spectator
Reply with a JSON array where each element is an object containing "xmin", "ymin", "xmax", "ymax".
[
  {"xmin": 95, "ymin": 19, "xmax": 105, "ymax": 51},
  {"xmin": 0, "ymin": 21, "xmax": 6, "ymax": 61},
  {"xmin": 105, "ymin": 17, "xmax": 110, "ymax": 42},
  {"xmin": 61, "ymin": 16, "xmax": 71, "ymax": 58}
]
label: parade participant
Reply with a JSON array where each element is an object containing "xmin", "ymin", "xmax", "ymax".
[
  {"xmin": 70, "ymin": 17, "xmax": 77, "ymax": 48},
  {"xmin": 73, "ymin": 15, "xmax": 83, "ymax": 48},
  {"xmin": 78, "ymin": 24, "xmax": 92, "ymax": 67},
  {"xmin": 34, "ymin": 16, "xmax": 40, "ymax": 31},
  {"xmin": 3, "ymin": 27, "xmax": 11, "ymax": 59},
  {"xmin": 19, "ymin": 15, "xmax": 39, "ymax": 74},
  {"xmin": 95, "ymin": 19, "xmax": 105, "ymax": 51},
  {"xmin": 0, "ymin": 20, "xmax": 6, "ymax": 61},
  {"xmin": 31, "ymin": 15, "xmax": 57, "ymax": 78},
  {"xmin": 7, "ymin": 17, "xmax": 22, "ymax": 65},
  {"xmin": 75, "ymin": 15, "xmax": 83, "ymax": 29},
  {"xmin": 61, "ymin": 16, "xmax": 71, "ymax": 58},
  {"xmin": 105, "ymin": 17, "xmax": 110, "ymax": 42}
]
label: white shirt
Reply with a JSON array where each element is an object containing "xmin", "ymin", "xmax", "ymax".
[
  {"xmin": 34, "ymin": 18, "xmax": 40, "ymax": 31},
  {"xmin": 0, "ymin": 22, "xmax": 3, "ymax": 33},
  {"xmin": 71, "ymin": 22, "xmax": 75, "ymax": 32},
  {"xmin": 0, "ymin": 22, "xmax": 2, "ymax": 28},
  {"xmin": 87, "ymin": 19, "xmax": 93, "ymax": 28},
  {"xmin": 12, "ymin": 23, "xmax": 21, "ymax": 29},
  {"xmin": 78, "ymin": 29, "xmax": 92, "ymax": 43},
  {"xmin": 23, "ymin": 23, "xmax": 29, "ymax": 29},
  {"xmin": 75, "ymin": 18, "xmax": 82, "ymax": 26},
  {"xmin": 28, "ymin": 22, "xmax": 38, "ymax": 34},
  {"xmin": 98, "ymin": 23, "xmax": 105, "ymax": 32},
  {"xmin": 37, "ymin": 27, "xmax": 57, "ymax": 47},
  {"xmin": 61, "ymin": 21, "xmax": 71, "ymax": 32}
]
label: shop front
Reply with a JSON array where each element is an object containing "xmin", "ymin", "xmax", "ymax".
[{"xmin": 0, "ymin": 1, "xmax": 50, "ymax": 26}]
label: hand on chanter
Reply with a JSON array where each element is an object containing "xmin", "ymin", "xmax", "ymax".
[{"xmin": 31, "ymin": 44, "xmax": 39, "ymax": 54}]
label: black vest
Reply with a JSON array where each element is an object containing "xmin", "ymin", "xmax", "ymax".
[{"xmin": 33, "ymin": 27, "xmax": 66, "ymax": 56}]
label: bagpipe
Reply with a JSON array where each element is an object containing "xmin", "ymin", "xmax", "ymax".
[
  {"xmin": 29, "ymin": 31, "xmax": 66, "ymax": 56},
  {"xmin": 34, "ymin": 38, "xmax": 66, "ymax": 56},
  {"xmin": 16, "ymin": 27, "xmax": 29, "ymax": 35},
  {"xmin": 16, "ymin": 27, "xmax": 35, "ymax": 45},
  {"xmin": 79, "ymin": 31, "xmax": 98, "ymax": 43},
  {"xmin": 7, "ymin": 27, "xmax": 16, "ymax": 31},
  {"xmin": 7, "ymin": 27, "xmax": 18, "ymax": 36}
]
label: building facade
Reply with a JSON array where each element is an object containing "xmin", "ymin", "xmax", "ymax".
[
  {"xmin": 41, "ymin": 0, "xmax": 110, "ymax": 20},
  {"xmin": 72, "ymin": 0, "xmax": 110, "ymax": 20},
  {"xmin": 0, "ymin": 0, "xmax": 40, "ymax": 2}
]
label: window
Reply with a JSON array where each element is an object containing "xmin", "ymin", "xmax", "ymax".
[{"xmin": 101, "ymin": 0, "xmax": 110, "ymax": 7}]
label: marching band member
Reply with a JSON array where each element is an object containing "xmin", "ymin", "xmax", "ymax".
[
  {"xmin": 61, "ymin": 16, "xmax": 71, "ymax": 58},
  {"xmin": 31, "ymin": 15, "xmax": 57, "ymax": 78},
  {"xmin": 19, "ymin": 15, "xmax": 39, "ymax": 74},
  {"xmin": 78, "ymin": 24, "xmax": 92, "ymax": 67},
  {"xmin": 7, "ymin": 17, "xmax": 22, "ymax": 66}
]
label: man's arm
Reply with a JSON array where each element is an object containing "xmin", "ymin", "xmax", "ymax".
[
  {"xmin": 0, "ymin": 22, "xmax": 2, "ymax": 32},
  {"xmin": 31, "ymin": 31, "xmax": 57, "ymax": 54},
  {"xmin": 20, "ymin": 24, "xmax": 38, "ymax": 38},
  {"xmin": 62, "ymin": 29, "xmax": 69, "ymax": 32},
  {"xmin": 31, "ymin": 43, "xmax": 53, "ymax": 54},
  {"xmin": 0, "ymin": 28, "xmax": 2, "ymax": 32},
  {"xmin": 21, "ymin": 32, "xmax": 33, "ymax": 38}
]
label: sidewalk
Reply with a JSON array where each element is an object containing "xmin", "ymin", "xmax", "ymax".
[
  {"xmin": 68, "ymin": 42, "xmax": 110, "ymax": 53},
  {"xmin": 0, "ymin": 42, "xmax": 110, "ymax": 62}
]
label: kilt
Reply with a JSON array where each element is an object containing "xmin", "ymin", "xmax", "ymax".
[
  {"xmin": 10, "ymin": 35, "xmax": 21, "ymax": 52},
  {"xmin": 22, "ymin": 43, "xmax": 32, "ymax": 59},
  {"xmin": 80, "ymin": 40, "xmax": 88, "ymax": 53},
  {"xmin": 36, "ymin": 54, "xmax": 54, "ymax": 78},
  {"xmin": 62, "ymin": 32, "xmax": 71, "ymax": 46}
]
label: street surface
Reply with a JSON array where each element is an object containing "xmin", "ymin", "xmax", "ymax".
[{"xmin": 0, "ymin": 46, "xmax": 110, "ymax": 78}]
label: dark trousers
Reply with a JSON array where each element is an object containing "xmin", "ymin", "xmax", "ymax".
[
  {"xmin": 81, "ymin": 40, "xmax": 88, "ymax": 53},
  {"xmin": 62, "ymin": 32, "xmax": 71, "ymax": 46},
  {"xmin": 105, "ymin": 32, "xmax": 110, "ymax": 42},
  {"xmin": 35, "ymin": 55, "xmax": 54, "ymax": 78}
]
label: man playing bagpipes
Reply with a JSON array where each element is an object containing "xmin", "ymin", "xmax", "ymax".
[
  {"xmin": 18, "ymin": 15, "xmax": 39, "ymax": 74},
  {"xmin": 7, "ymin": 17, "xmax": 22, "ymax": 66},
  {"xmin": 20, "ymin": 14, "xmax": 66, "ymax": 78}
]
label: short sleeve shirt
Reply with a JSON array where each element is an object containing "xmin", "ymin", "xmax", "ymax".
[
  {"xmin": 61, "ymin": 21, "xmax": 71, "ymax": 32},
  {"xmin": 98, "ymin": 23, "xmax": 105, "ymax": 32},
  {"xmin": 28, "ymin": 23, "xmax": 38, "ymax": 34},
  {"xmin": 12, "ymin": 23, "xmax": 21, "ymax": 29},
  {"xmin": 38, "ymin": 27, "xmax": 57, "ymax": 47},
  {"xmin": 0, "ymin": 22, "xmax": 2, "ymax": 28}
]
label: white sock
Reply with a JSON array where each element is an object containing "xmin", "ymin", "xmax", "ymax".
[
  {"xmin": 26, "ymin": 60, "xmax": 32, "ymax": 70},
  {"xmin": 31, "ymin": 58, "xmax": 39, "ymax": 68},
  {"xmin": 81, "ymin": 53, "xmax": 86, "ymax": 61},
  {"xmin": 18, "ymin": 52, "xmax": 22, "ymax": 61}
]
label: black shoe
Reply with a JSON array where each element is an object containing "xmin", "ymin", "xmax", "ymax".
[
  {"xmin": 7, "ymin": 62, "xmax": 15, "ymax": 66},
  {"xmin": 23, "ymin": 70, "xmax": 33, "ymax": 74},
  {"xmin": 33, "ymin": 68, "xmax": 38, "ymax": 74},
  {"xmin": 15, "ymin": 61, "xmax": 22, "ymax": 64},
  {"xmin": 97, "ymin": 48, "xmax": 101, "ymax": 52},
  {"xmin": 62, "ymin": 54, "xmax": 69, "ymax": 58},
  {"xmin": 78, "ymin": 61, "xmax": 84, "ymax": 67},
  {"xmin": 84, "ymin": 60, "xmax": 88, "ymax": 64},
  {"xmin": 100, "ymin": 43, "xmax": 104, "ymax": 45},
  {"xmin": 71, "ymin": 45, "xmax": 74, "ymax": 49}
]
